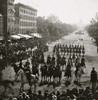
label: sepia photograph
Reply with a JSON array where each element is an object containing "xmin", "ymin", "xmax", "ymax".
[{"xmin": 0, "ymin": 0, "xmax": 98, "ymax": 99}]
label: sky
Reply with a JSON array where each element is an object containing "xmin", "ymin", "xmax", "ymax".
[{"xmin": 14, "ymin": 0, "xmax": 98, "ymax": 25}]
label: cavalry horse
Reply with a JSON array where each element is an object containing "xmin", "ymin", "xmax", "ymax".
[
  {"xmin": 53, "ymin": 65, "xmax": 62, "ymax": 84},
  {"xmin": 64, "ymin": 63, "xmax": 72, "ymax": 82},
  {"xmin": 40, "ymin": 64, "xmax": 48, "ymax": 82},
  {"xmin": 74, "ymin": 57, "xmax": 86, "ymax": 84},
  {"xmin": 15, "ymin": 68, "xmax": 38, "ymax": 93},
  {"xmin": 47, "ymin": 64, "xmax": 55, "ymax": 82},
  {"xmin": 1, "ymin": 66, "xmax": 16, "ymax": 95},
  {"xmin": 75, "ymin": 67, "xmax": 84, "ymax": 84}
]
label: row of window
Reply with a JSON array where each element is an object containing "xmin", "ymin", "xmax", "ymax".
[
  {"xmin": 20, "ymin": 8, "xmax": 36, "ymax": 16},
  {"xmin": 20, "ymin": 29, "xmax": 33, "ymax": 34},
  {"xmin": 20, "ymin": 21, "xmax": 36, "ymax": 27},
  {"xmin": 20, "ymin": 14, "xmax": 36, "ymax": 21}
]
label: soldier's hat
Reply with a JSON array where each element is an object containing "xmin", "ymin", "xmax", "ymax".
[{"xmin": 92, "ymin": 67, "xmax": 95, "ymax": 70}]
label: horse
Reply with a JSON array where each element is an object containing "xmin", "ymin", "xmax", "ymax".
[
  {"xmin": 40, "ymin": 64, "xmax": 48, "ymax": 82},
  {"xmin": 1, "ymin": 66, "xmax": 16, "ymax": 96},
  {"xmin": 47, "ymin": 64, "xmax": 55, "ymax": 82},
  {"xmin": 15, "ymin": 68, "xmax": 38, "ymax": 93},
  {"xmin": 80, "ymin": 57, "xmax": 86, "ymax": 68},
  {"xmin": 53, "ymin": 65, "xmax": 62, "ymax": 84},
  {"xmin": 64, "ymin": 63, "xmax": 72, "ymax": 82},
  {"xmin": 32, "ymin": 63, "xmax": 39, "ymax": 76},
  {"xmin": 75, "ymin": 66, "xmax": 84, "ymax": 84},
  {"xmin": 60, "ymin": 56, "xmax": 66, "ymax": 71}
]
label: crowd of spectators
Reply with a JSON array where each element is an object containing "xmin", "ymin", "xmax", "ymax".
[
  {"xmin": 11, "ymin": 86, "xmax": 98, "ymax": 100},
  {"xmin": 0, "ymin": 37, "xmax": 48, "ymax": 70}
]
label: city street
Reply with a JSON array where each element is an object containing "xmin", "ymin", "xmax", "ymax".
[
  {"xmin": 0, "ymin": 31, "xmax": 98, "ymax": 99},
  {"xmin": 1, "ymin": 0, "xmax": 98, "ymax": 100}
]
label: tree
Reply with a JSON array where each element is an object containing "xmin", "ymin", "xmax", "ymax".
[
  {"xmin": 37, "ymin": 15, "xmax": 77, "ymax": 42},
  {"xmin": 86, "ymin": 12, "xmax": 98, "ymax": 46}
]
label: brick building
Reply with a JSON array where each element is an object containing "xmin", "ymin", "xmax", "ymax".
[{"xmin": 15, "ymin": 3, "xmax": 37, "ymax": 34}]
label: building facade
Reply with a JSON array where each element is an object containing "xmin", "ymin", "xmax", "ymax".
[
  {"xmin": 0, "ymin": 0, "xmax": 7, "ymax": 38},
  {"xmin": 15, "ymin": 3, "xmax": 37, "ymax": 34},
  {"xmin": 0, "ymin": 0, "xmax": 15, "ymax": 39},
  {"xmin": 8, "ymin": 0, "xmax": 15, "ymax": 34},
  {"xmin": 0, "ymin": 14, "xmax": 3, "ymax": 36}
]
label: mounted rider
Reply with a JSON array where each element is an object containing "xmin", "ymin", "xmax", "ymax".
[
  {"xmin": 75, "ymin": 57, "xmax": 81, "ymax": 76},
  {"xmin": 80, "ymin": 57, "xmax": 86, "ymax": 68},
  {"xmin": 47, "ymin": 55, "xmax": 51, "ymax": 65},
  {"xmin": 90, "ymin": 67, "xmax": 97, "ymax": 93},
  {"xmin": 32, "ymin": 63, "xmax": 39, "ymax": 76},
  {"xmin": 24, "ymin": 60, "xmax": 31, "ymax": 84},
  {"xmin": 51, "ymin": 55, "xmax": 55, "ymax": 65}
]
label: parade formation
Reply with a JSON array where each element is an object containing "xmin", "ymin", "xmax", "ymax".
[
  {"xmin": 0, "ymin": 33, "xmax": 98, "ymax": 100},
  {"xmin": 2, "ymin": 40, "xmax": 97, "ymax": 100},
  {"xmin": 12, "ymin": 43, "xmax": 86, "ymax": 92},
  {"xmin": 1, "ymin": 0, "xmax": 98, "ymax": 99}
]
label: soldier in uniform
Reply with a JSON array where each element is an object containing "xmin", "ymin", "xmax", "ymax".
[
  {"xmin": 47, "ymin": 55, "xmax": 51, "ymax": 65},
  {"xmin": 51, "ymin": 55, "xmax": 55, "ymax": 65},
  {"xmin": 90, "ymin": 67, "xmax": 97, "ymax": 93},
  {"xmin": 24, "ymin": 61, "xmax": 31, "ymax": 85}
]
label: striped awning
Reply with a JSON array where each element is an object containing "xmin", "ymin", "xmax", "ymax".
[
  {"xmin": 0, "ymin": 36, "xmax": 3, "ymax": 40},
  {"xmin": 18, "ymin": 34, "xmax": 32, "ymax": 39},
  {"xmin": 11, "ymin": 35, "xmax": 22, "ymax": 39},
  {"xmin": 30, "ymin": 33, "xmax": 42, "ymax": 38}
]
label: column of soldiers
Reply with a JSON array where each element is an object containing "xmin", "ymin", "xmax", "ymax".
[
  {"xmin": 53, "ymin": 44, "xmax": 85, "ymax": 57},
  {"xmin": 31, "ymin": 44, "xmax": 86, "ymax": 86},
  {"xmin": 13, "ymin": 43, "xmax": 86, "ymax": 87}
]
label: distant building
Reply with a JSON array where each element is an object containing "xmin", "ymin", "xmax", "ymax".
[
  {"xmin": 15, "ymin": 3, "xmax": 37, "ymax": 34},
  {"xmin": 0, "ymin": 14, "xmax": 3, "ymax": 36}
]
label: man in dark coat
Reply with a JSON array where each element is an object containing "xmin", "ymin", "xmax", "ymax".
[{"xmin": 90, "ymin": 67, "xmax": 97, "ymax": 93}]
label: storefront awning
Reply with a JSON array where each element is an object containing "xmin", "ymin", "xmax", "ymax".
[
  {"xmin": 11, "ymin": 35, "xmax": 23, "ymax": 39},
  {"xmin": 18, "ymin": 34, "xmax": 32, "ymax": 39},
  {"xmin": 0, "ymin": 36, "xmax": 3, "ymax": 41},
  {"xmin": 30, "ymin": 33, "xmax": 42, "ymax": 38}
]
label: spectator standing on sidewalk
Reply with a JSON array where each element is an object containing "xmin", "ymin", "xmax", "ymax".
[{"xmin": 90, "ymin": 67, "xmax": 97, "ymax": 94}]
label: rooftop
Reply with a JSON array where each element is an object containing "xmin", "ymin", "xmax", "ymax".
[{"xmin": 15, "ymin": 3, "xmax": 37, "ymax": 12}]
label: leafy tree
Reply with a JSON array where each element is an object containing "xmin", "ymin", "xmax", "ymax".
[
  {"xmin": 37, "ymin": 15, "xmax": 77, "ymax": 42},
  {"xmin": 86, "ymin": 12, "xmax": 98, "ymax": 46}
]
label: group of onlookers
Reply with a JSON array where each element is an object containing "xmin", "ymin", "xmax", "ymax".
[{"xmin": 10, "ymin": 86, "xmax": 98, "ymax": 100}]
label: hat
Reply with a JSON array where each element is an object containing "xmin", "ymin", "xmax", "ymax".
[
  {"xmin": 13, "ymin": 98, "xmax": 17, "ymax": 100},
  {"xmin": 92, "ymin": 67, "xmax": 95, "ymax": 70}
]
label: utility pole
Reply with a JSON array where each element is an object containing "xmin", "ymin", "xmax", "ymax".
[{"xmin": 5, "ymin": 0, "xmax": 9, "ymax": 67}]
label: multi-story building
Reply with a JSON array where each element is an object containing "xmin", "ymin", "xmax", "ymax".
[
  {"xmin": 0, "ymin": 14, "xmax": 3, "ymax": 36},
  {"xmin": 15, "ymin": 3, "xmax": 37, "ymax": 34}
]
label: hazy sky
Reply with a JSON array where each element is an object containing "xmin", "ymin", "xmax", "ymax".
[{"xmin": 15, "ymin": 0, "xmax": 98, "ymax": 25}]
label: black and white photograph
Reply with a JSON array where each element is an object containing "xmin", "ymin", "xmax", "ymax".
[{"xmin": 0, "ymin": 0, "xmax": 98, "ymax": 99}]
